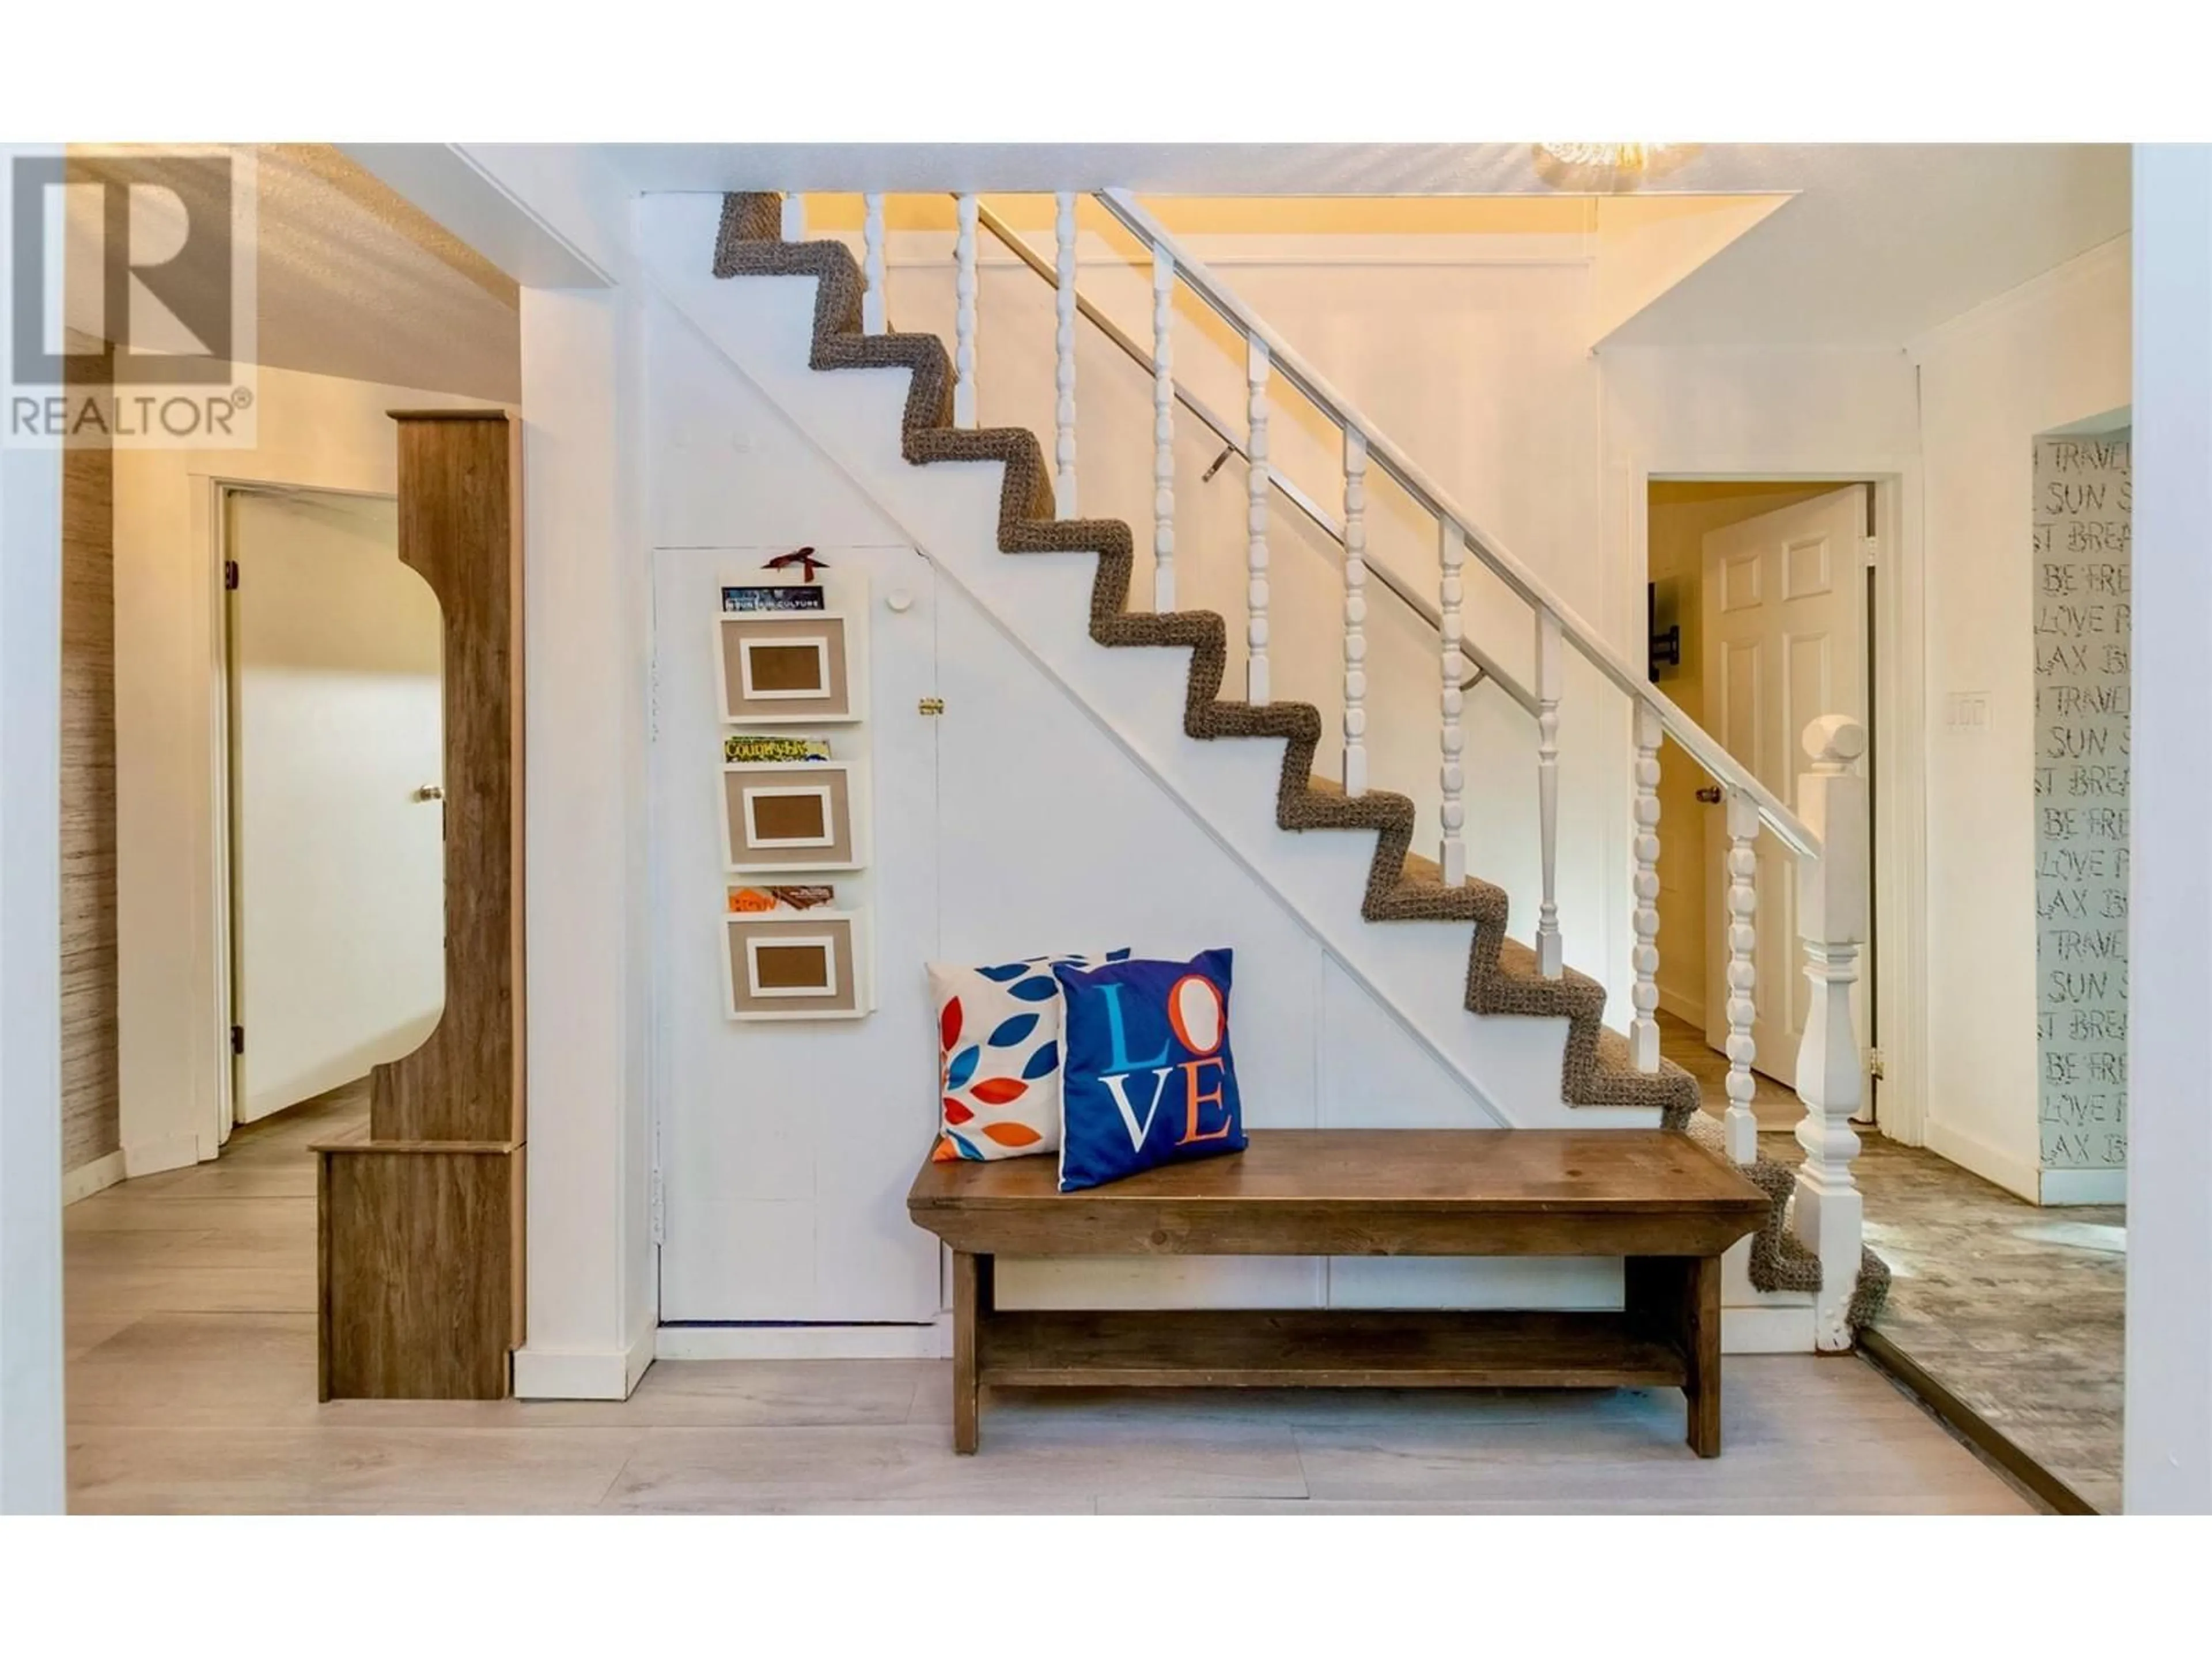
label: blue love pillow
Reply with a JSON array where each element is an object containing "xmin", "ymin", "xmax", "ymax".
[{"xmin": 1052, "ymin": 949, "xmax": 1246, "ymax": 1192}]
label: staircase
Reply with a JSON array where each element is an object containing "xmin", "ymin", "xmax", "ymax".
[{"xmin": 675, "ymin": 188, "xmax": 1887, "ymax": 1350}]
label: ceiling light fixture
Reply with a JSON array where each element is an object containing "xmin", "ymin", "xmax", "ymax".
[{"xmin": 1539, "ymin": 143, "xmax": 1671, "ymax": 172}]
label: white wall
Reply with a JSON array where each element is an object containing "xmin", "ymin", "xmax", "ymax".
[
  {"xmin": 0, "ymin": 386, "xmax": 68, "ymax": 1516},
  {"xmin": 867, "ymin": 224, "xmax": 1630, "ymax": 1009},
  {"xmin": 646, "ymin": 294, "xmax": 1619, "ymax": 1320},
  {"xmin": 0, "ymin": 141, "xmax": 67, "ymax": 1513},
  {"xmin": 1910, "ymin": 237, "xmax": 2131, "ymax": 1202},
  {"xmin": 113, "ymin": 365, "xmax": 495, "ymax": 1179},
  {"xmin": 2126, "ymin": 143, "xmax": 2212, "ymax": 1516}
]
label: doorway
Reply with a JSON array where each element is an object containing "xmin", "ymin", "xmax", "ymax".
[
  {"xmin": 1646, "ymin": 478, "xmax": 1874, "ymax": 1125},
  {"xmin": 218, "ymin": 485, "xmax": 446, "ymax": 1142}
]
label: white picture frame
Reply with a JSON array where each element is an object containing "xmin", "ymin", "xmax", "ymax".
[
  {"xmin": 721, "ymin": 910, "xmax": 873, "ymax": 1021},
  {"xmin": 721, "ymin": 761, "xmax": 866, "ymax": 873},
  {"xmin": 713, "ymin": 611, "xmax": 861, "ymax": 724}
]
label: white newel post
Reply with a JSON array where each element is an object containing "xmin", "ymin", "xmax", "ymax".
[
  {"xmin": 1244, "ymin": 335, "xmax": 1271, "ymax": 705},
  {"xmin": 1150, "ymin": 244, "xmax": 1175, "ymax": 612},
  {"xmin": 1722, "ymin": 787, "xmax": 1761, "ymax": 1164},
  {"xmin": 1793, "ymin": 714, "xmax": 1869, "ymax": 1351},
  {"xmin": 1052, "ymin": 191, "xmax": 1077, "ymax": 517},
  {"xmin": 1535, "ymin": 608, "xmax": 1563, "ymax": 976},
  {"xmin": 1631, "ymin": 703, "xmax": 1663, "ymax": 1070},
  {"xmin": 861, "ymin": 193, "xmax": 886, "ymax": 334},
  {"xmin": 1341, "ymin": 427, "xmax": 1369, "ymax": 796},
  {"xmin": 953, "ymin": 193, "xmax": 979, "ymax": 428},
  {"xmin": 1437, "ymin": 518, "xmax": 1467, "ymax": 885}
]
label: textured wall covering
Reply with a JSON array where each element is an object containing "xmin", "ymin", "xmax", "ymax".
[{"xmin": 61, "ymin": 396, "xmax": 119, "ymax": 1175}]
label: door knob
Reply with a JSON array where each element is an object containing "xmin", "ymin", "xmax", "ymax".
[
  {"xmin": 1695, "ymin": 785, "xmax": 1724, "ymax": 805},
  {"xmin": 415, "ymin": 784, "xmax": 445, "ymax": 802}
]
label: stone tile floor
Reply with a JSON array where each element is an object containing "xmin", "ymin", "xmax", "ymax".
[{"xmin": 1664, "ymin": 1012, "xmax": 2125, "ymax": 1512}]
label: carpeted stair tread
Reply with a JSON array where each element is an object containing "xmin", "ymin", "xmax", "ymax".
[{"xmin": 710, "ymin": 192, "xmax": 1888, "ymax": 1331}]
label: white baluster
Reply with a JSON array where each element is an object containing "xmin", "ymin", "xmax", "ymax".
[
  {"xmin": 1150, "ymin": 243, "xmax": 1176, "ymax": 613},
  {"xmin": 1341, "ymin": 427, "xmax": 1369, "ymax": 796},
  {"xmin": 1794, "ymin": 714, "xmax": 1869, "ymax": 1351},
  {"xmin": 1437, "ymin": 518, "xmax": 1468, "ymax": 887},
  {"xmin": 780, "ymin": 193, "xmax": 805, "ymax": 241},
  {"xmin": 1244, "ymin": 335, "xmax": 1271, "ymax": 706},
  {"xmin": 1631, "ymin": 703, "xmax": 1663, "ymax": 1071},
  {"xmin": 953, "ymin": 193, "xmax": 979, "ymax": 429},
  {"xmin": 1052, "ymin": 192, "xmax": 1078, "ymax": 518},
  {"xmin": 1722, "ymin": 787, "xmax": 1760, "ymax": 1164},
  {"xmin": 1535, "ymin": 608, "xmax": 1563, "ymax": 976},
  {"xmin": 861, "ymin": 192, "xmax": 887, "ymax": 334}
]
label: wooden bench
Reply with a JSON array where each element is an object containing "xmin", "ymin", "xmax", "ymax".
[{"xmin": 907, "ymin": 1128, "xmax": 1771, "ymax": 1456}]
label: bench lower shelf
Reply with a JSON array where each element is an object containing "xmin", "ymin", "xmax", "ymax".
[{"xmin": 978, "ymin": 1308, "xmax": 1688, "ymax": 1391}]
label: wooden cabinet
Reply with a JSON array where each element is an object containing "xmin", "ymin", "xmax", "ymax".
[{"xmin": 317, "ymin": 410, "xmax": 525, "ymax": 1400}]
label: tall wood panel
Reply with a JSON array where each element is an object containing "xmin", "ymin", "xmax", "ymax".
[
  {"xmin": 318, "ymin": 409, "xmax": 525, "ymax": 1399},
  {"xmin": 372, "ymin": 411, "xmax": 524, "ymax": 1144}
]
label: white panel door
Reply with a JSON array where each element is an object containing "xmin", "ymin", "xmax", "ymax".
[
  {"xmin": 227, "ymin": 489, "xmax": 445, "ymax": 1123},
  {"xmin": 1699, "ymin": 485, "xmax": 1868, "ymax": 1089},
  {"xmin": 653, "ymin": 546, "xmax": 941, "ymax": 1324}
]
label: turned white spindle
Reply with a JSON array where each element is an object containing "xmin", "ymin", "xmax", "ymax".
[
  {"xmin": 1437, "ymin": 518, "xmax": 1468, "ymax": 887},
  {"xmin": 1722, "ymin": 787, "xmax": 1761, "ymax": 1164},
  {"xmin": 1794, "ymin": 714, "xmax": 1869, "ymax": 1351},
  {"xmin": 861, "ymin": 193, "xmax": 886, "ymax": 334},
  {"xmin": 953, "ymin": 193, "xmax": 979, "ymax": 429},
  {"xmin": 1535, "ymin": 608, "xmax": 1564, "ymax": 976},
  {"xmin": 1244, "ymin": 335, "xmax": 1271, "ymax": 706},
  {"xmin": 1341, "ymin": 427, "xmax": 1370, "ymax": 796},
  {"xmin": 1150, "ymin": 244, "xmax": 1176, "ymax": 613},
  {"xmin": 780, "ymin": 193, "xmax": 805, "ymax": 241},
  {"xmin": 1631, "ymin": 703, "xmax": 1664, "ymax": 1071},
  {"xmin": 1052, "ymin": 192, "xmax": 1078, "ymax": 518}
]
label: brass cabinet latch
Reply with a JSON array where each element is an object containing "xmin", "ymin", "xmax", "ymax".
[{"xmin": 918, "ymin": 697, "xmax": 946, "ymax": 715}]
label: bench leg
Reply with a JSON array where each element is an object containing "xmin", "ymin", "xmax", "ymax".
[
  {"xmin": 1627, "ymin": 1253, "xmax": 1724, "ymax": 1457},
  {"xmin": 1683, "ymin": 1254, "xmax": 1722, "ymax": 1457},
  {"xmin": 952, "ymin": 1251, "xmax": 993, "ymax": 1454}
]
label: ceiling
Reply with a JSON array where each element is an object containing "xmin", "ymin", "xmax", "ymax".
[
  {"xmin": 68, "ymin": 144, "xmax": 520, "ymax": 402},
  {"xmin": 599, "ymin": 142, "xmax": 2130, "ymax": 349}
]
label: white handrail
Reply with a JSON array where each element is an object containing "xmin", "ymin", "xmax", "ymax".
[{"xmin": 1094, "ymin": 187, "xmax": 1821, "ymax": 861}]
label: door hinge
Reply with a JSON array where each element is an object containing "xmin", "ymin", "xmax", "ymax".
[
  {"xmin": 230, "ymin": 1024, "xmax": 245, "ymax": 1056},
  {"xmin": 918, "ymin": 696, "xmax": 945, "ymax": 716},
  {"xmin": 1868, "ymin": 1047, "xmax": 1885, "ymax": 1081},
  {"xmin": 649, "ymin": 1166, "xmax": 665, "ymax": 1245},
  {"xmin": 224, "ymin": 559, "xmax": 240, "ymax": 590},
  {"xmin": 1859, "ymin": 535, "xmax": 1878, "ymax": 570}
]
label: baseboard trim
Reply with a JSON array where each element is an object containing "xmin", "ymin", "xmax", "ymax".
[
  {"xmin": 1858, "ymin": 1327, "xmax": 2098, "ymax": 1514},
  {"xmin": 62, "ymin": 1149, "xmax": 127, "ymax": 1205},
  {"xmin": 1923, "ymin": 1119, "xmax": 2040, "ymax": 1202},
  {"xmin": 2039, "ymin": 1167, "xmax": 2126, "ymax": 1206},
  {"xmin": 1721, "ymin": 1303, "xmax": 1816, "ymax": 1354},
  {"xmin": 122, "ymin": 1132, "xmax": 203, "ymax": 1180},
  {"xmin": 513, "ymin": 1324, "xmax": 657, "ymax": 1402},
  {"xmin": 657, "ymin": 1319, "xmax": 953, "ymax": 1361},
  {"xmin": 1657, "ymin": 985, "xmax": 1707, "ymax": 1031}
]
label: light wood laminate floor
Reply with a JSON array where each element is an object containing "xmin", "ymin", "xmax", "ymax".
[{"xmin": 64, "ymin": 1080, "xmax": 2033, "ymax": 1514}]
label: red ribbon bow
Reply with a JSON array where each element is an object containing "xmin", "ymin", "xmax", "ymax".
[{"xmin": 763, "ymin": 546, "xmax": 828, "ymax": 583}]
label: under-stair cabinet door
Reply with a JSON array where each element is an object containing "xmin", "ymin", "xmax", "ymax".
[
  {"xmin": 653, "ymin": 546, "xmax": 941, "ymax": 1323},
  {"xmin": 227, "ymin": 488, "xmax": 446, "ymax": 1124},
  {"xmin": 1698, "ymin": 485, "xmax": 1869, "ymax": 1090}
]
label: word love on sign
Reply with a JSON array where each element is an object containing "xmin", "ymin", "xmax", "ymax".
[
  {"xmin": 1088, "ymin": 975, "xmax": 1236, "ymax": 1152},
  {"xmin": 1055, "ymin": 952, "xmax": 1248, "ymax": 1192}
]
